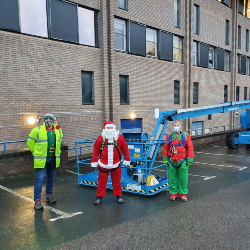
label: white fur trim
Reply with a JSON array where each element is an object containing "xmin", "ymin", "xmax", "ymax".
[
  {"xmin": 123, "ymin": 160, "xmax": 130, "ymax": 166},
  {"xmin": 98, "ymin": 160, "xmax": 120, "ymax": 169},
  {"xmin": 105, "ymin": 124, "xmax": 116, "ymax": 129},
  {"xmin": 91, "ymin": 162, "xmax": 98, "ymax": 168}
]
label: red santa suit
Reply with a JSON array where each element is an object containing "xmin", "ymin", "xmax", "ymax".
[{"xmin": 91, "ymin": 121, "xmax": 130, "ymax": 197}]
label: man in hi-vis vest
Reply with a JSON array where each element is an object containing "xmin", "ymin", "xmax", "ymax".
[{"xmin": 27, "ymin": 113, "xmax": 63, "ymax": 210}]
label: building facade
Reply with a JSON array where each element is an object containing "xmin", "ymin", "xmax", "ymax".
[{"xmin": 1, "ymin": 0, "xmax": 250, "ymax": 150}]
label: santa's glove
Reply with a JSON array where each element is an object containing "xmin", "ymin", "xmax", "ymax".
[{"xmin": 123, "ymin": 160, "xmax": 130, "ymax": 167}]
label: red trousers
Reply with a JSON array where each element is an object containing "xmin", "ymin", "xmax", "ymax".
[{"xmin": 97, "ymin": 165, "xmax": 122, "ymax": 197}]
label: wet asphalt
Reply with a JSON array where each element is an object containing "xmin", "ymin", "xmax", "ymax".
[{"xmin": 1, "ymin": 142, "xmax": 250, "ymax": 250}]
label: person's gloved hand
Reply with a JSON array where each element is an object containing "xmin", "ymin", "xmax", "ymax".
[
  {"xmin": 187, "ymin": 157, "xmax": 193, "ymax": 166},
  {"xmin": 163, "ymin": 156, "xmax": 169, "ymax": 166}
]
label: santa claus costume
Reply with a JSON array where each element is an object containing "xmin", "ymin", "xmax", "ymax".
[{"xmin": 91, "ymin": 121, "xmax": 130, "ymax": 205}]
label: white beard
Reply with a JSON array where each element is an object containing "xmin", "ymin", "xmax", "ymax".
[{"xmin": 102, "ymin": 129, "xmax": 120, "ymax": 140}]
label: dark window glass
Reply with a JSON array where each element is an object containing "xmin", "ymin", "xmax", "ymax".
[
  {"xmin": 223, "ymin": 0, "xmax": 230, "ymax": 7},
  {"xmin": 225, "ymin": 20, "xmax": 229, "ymax": 45},
  {"xmin": 129, "ymin": 22, "xmax": 146, "ymax": 56},
  {"xmin": 49, "ymin": 0, "xmax": 78, "ymax": 43},
  {"xmin": 194, "ymin": 5, "xmax": 199, "ymax": 35},
  {"xmin": 199, "ymin": 43, "xmax": 209, "ymax": 68},
  {"xmin": 238, "ymin": 25, "xmax": 241, "ymax": 49},
  {"xmin": 238, "ymin": 0, "xmax": 244, "ymax": 14},
  {"xmin": 159, "ymin": 31, "xmax": 173, "ymax": 61},
  {"xmin": 118, "ymin": 0, "xmax": 127, "ymax": 10},
  {"xmin": 224, "ymin": 51, "xmax": 230, "ymax": 71},
  {"xmin": 224, "ymin": 85, "xmax": 228, "ymax": 102},
  {"xmin": 0, "ymin": 0, "xmax": 20, "ymax": 31},
  {"xmin": 82, "ymin": 71, "xmax": 94, "ymax": 105},
  {"xmin": 120, "ymin": 75, "xmax": 129, "ymax": 105},
  {"xmin": 249, "ymin": 88, "xmax": 250, "ymax": 99},
  {"xmin": 238, "ymin": 54, "xmax": 241, "ymax": 73},
  {"xmin": 174, "ymin": 0, "xmax": 180, "ymax": 28},
  {"xmin": 174, "ymin": 80, "xmax": 180, "ymax": 104},
  {"xmin": 244, "ymin": 87, "xmax": 247, "ymax": 100},
  {"xmin": 246, "ymin": 29, "xmax": 249, "ymax": 52},
  {"xmin": 236, "ymin": 86, "xmax": 240, "ymax": 101},
  {"xmin": 208, "ymin": 114, "xmax": 212, "ymax": 120},
  {"xmin": 193, "ymin": 82, "xmax": 199, "ymax": 104},
  {"xmin": 216, "ymin": 48, "xmax": 225, "ymax": 71},
  {"xmin": 241, "ymin": 55, "xmax": 246, "ymax": 75}
]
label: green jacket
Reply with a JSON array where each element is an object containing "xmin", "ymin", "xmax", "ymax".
[{"xmin": 27, "ymin": 123, "xmax": 63, "ymax": 168}]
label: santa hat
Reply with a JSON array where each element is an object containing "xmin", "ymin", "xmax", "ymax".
[
  {"xmin": 174, "ymin": 120, "xmax": 182, "ymax": 126},
  {"xmin": 104, "ymin": 121, "xmax": 116, "ymax": 129}
]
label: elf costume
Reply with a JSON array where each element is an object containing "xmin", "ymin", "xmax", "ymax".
[{"xmin": 163, "ymin": 120, "xmax": 194, "ymax": 201}]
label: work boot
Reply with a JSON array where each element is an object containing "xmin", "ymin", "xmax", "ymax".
[
  {"xmin": 116, "ymin": 196, "xmax": 124, "ymax": 204},
  {"xmin": 181, "ymin": 196, "xmax": 187, "ymax": 202},
  {"xmin": 34, "ymin": 199, "xmax": 43, "ymax": 210},
  {"xmin": 46, "ymin": 195, "xmax": 56, "ymax": 204},
  {"xmin": 170, "ymin": 196, "xmax": 176, "ymax": 201},
  {"xmin": 94, "ymin": 197, "xmax": 102, "ymax": 205}
]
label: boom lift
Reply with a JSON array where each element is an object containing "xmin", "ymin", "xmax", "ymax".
[{"xmin": 75, "ymin": 100, "xmax": 250, "ymax": 195}]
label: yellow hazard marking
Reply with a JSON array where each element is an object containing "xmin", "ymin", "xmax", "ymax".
[{"xmin": 134, "ymin": 154, "xmax": 140, "ymax": 157}]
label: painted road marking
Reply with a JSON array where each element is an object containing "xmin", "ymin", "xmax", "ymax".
[
  {"xmin": 212, "ymin": 146, "xmax": 228, "ymax": 149},
  {"xmin": 65, "ymin": 170, "xmax": 78, "ymax": 175},
  {"xmin": 0, "ymin": 184, "xmax": 83, "ymax": 222},
  {"xmin": 194, "ymin": 161, "xmax": 247, "ymax": 170},
  {"xmin": 157, "ymin": 169, "xmax": 216, "ymax": 180},
  {"xmin": 195, "ymin": 151, "xmax": 250, "ymax": 159}
]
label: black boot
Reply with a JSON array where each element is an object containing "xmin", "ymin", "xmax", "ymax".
[
  {"xmin": 94, "ymin": 197, "xmax": 102, "ymax": 205},
  {"xmin": 116, "ymin": 196, "xmax": 124, "ymax": 204}
]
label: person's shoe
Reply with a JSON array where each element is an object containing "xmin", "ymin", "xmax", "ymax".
[
  {"xmin": 116, "ymin": 196, "xmax": 124, "ymax": 204},
  {"xmin": 170, "ymin": 196, "xmax": 176, "ymax": 201},
  {"xmin": 34, "ymin": 199, "xmax": 43, "ymax": 210},
  {"xmin": 46, "ymin": 195, "xmax": 56, "ymax": 204},
  {"xmin": 181, "ymin": 196, "xmax": 187, "ymax": 202},
  {"xmin": 94, "ymin": 197, "xmax": 102, "ymax": 205}
]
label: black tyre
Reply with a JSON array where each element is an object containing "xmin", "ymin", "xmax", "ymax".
[{"xmin": 226, "ymin": 132, "xmax": 239, "ymax": 149}]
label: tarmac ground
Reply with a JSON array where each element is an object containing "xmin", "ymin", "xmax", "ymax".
[{"xmin": 1, "ymin": 142, "xmax": 250, "ymax": 250}]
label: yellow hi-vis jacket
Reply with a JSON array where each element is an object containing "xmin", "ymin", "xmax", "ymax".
[{"xmin": 27, "ymin": 123, "xmax": 63, "ymax": 168}]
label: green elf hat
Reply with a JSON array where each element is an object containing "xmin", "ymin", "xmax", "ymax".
[
  {"xmin": 44, "ymin": 113, "xmax": 54, "ymax": 122},
  {"xmin": 174, "ymin": 120, "xmax": 182, "ymax": 126}
]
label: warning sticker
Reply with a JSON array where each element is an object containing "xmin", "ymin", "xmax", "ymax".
[
  {"xmin": 134, "ymin": 153, "xmax": 140, "ymax": 157},
  {"xmin": 128, "ymin": 145, "xmax": 134, "ymax": 149},
  {"xmin": 135, "ymin": 148, "xmax": 140, "ymax": 153}
]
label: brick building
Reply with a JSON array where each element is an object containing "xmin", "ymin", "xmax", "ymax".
[{"xmin": 0, "ymin": 0, "xmax": 250, "ymax": 151}]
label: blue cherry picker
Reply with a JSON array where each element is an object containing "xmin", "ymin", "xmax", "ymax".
[{"xmin": 75, "ymin": 100, "xmax": 250, "ymax": 195}]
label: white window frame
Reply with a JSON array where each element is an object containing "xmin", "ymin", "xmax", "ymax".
[
  {"xmin": 173, "ymin": 35, "xmax": 183, "ymax": 62},
  {"xmin": 209, "ymin": 47, "xmax": 215, "ymax": 68},
  {"xmin": 193, "ymin": 41, "xmax": 198, "ymax": 65},
  {"xmin": 114, "ymin": 18, "xmax": 126, "ymax": 52},
  {"xmin": 247, "ymin": 58, "xmax": 250, "ymax": 75},
  {"xmin": 224, "ymin": 51, "xmax": 230, "ymax": 72}
]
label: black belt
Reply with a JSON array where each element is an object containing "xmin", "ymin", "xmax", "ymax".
[{"xmin": 99, "ymin": 165, "xmax": 120, "ymax": 173}]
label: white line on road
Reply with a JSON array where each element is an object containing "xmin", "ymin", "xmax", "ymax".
[
  {"xmin": 195, "ymin": 151, "xmax": 250, "ymax": 159},
  {"xmin": 65, "ymin": 170, "xmax": 78, "ymax": 175},
  {"xmin": 0, "ymin": 184, "xmax": 83, "ymax": 222},
  {"xmin": 193, "ymin": 161, "xmax": 247, "ymax": 170}
]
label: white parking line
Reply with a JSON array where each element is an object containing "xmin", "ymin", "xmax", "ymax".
[
  {"xmin": 0, "ymin": 184, "xmax": 83, "ymax": 222},
  {"xmin": 65, "ymin": 170, "xmax": 78, "ymax": 175},
  {"xmin": 193, "ymin": 161, "xmax": 247, "ymax": 170},
  {"xmin": 195, "ymin": 151, "xmax": 250, "ymax": 159},
  {"xmin": 212, "ymin": 146, "xmax": 228, "ymax": 149}
]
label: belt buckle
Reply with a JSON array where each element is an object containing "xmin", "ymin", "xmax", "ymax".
[{"xmin": 49, "ymin": 148, "xmax": 55, "ymax": 152}]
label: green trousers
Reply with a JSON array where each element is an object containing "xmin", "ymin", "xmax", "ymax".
[{"xmin": 169, "ymin": 160, "xmax": 189, "ymax": 195}]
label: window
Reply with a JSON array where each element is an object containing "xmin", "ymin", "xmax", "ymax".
[
  {"xmin": 246, "ymin": 29, "xmax": 249, "ymax": 52},
  {"xmin": 193, "ymin": 41, "xmax": 198, "ymax": 65},
  {"xmin": 217, "ymin": 0, "xmax": 231, "ymax": 7},
  {"xmin": 225, "ymin": 20, "xmax": 229, "ymax": 45},
  {"xmin": 224, "ymin": 85, "xmax": 228, "ymax": 102},
  {"xmin": 174, "ymin": 80, "xmax": 180, "ymax": 104},
  {"xmin": 199, "ymin": 43, "xmax": 209, "ymax": 68},
  {"xmin": 81, "ymin": 71, "xmax": 94, "ymax": 105},
  {"xmin": 194, "ymin": 5, "xmax": 199, "ymax": 35},
  {"xmin": 114, "ymin": 18, "xmax": 126, "ymax": 51},
  {"xmin": 173, "ymin": 35, "xmax": 182, "ymax": 62},
  {"xmin": 118, "ymin": 0, "xmax": 127, "ymax": 10},
  {"xmin": 146, "ymin": 28, "xmax": 157, "ymax": 57},
  {"xmin": 159, "ymin": 31, "xmax": 173, "ymax": 61},
  {"xmin": 238, "ymin": 25, "xmax": 241, "ymax": 49},
  {"xmin": 244, "ymin": 87, "xmax": 248, "ymax": 100},
  {"xmin": 247, "ymin": 58, "xmax": 250, "ymax": 75},
  {"xmin": 0, "ymin": 0, "xmax": 20, "ymax": 31},
  {"xmin": 238, "ymin": 54, "xmax": 241, "ymax": 73},
  {"xmin": 120, "ymin": 75, "xmax": 129, "ymax": 105},
  {"xmin": 247, "ymin": 0, "xmax": 250, "ymax": 17},
  {"xmin": 216, "ymin": 48, "xmax": 225, "ymax": 71},
  {"xmin": 193, "ymin": 82, "xmax": 199, "ymax": 104},
  {"xmin": 236, "ymin": 86, "xmax": 240, "ymax": 101},
  {"xmin": 19, "ymin": 0, "xmax": 48, "ymax": 37},
  {"xmin": 78, "ymin": 7, "xmax": 96, "ymax": 47},
  {"xmin": 209, "ymin": 47, "xmax": 215, "ymax": 68},
  {"xmin": 49, "ymin": 0, "xmax": 78, "ymax": 43},
  {"xmin": 208, "ymin": 114, "xmax": 212, "ymax": 120},
  {"xmin": 174, "ymin": 0, "xmax": 180, "ymax": 28},
  {"xmin": 241, "ymin": 55, "xmax": 247, "ymax": 74},
  {"xmin": 225, "ymin": 51, "xmax": 230, "ymax": 71},
  {"xmin": 129, "ymin": 22, "xmax": 146, "ymax": 56},
  {"xmin": 239, "ymin": 0, "xmax": 245, "ymax": 14}
]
